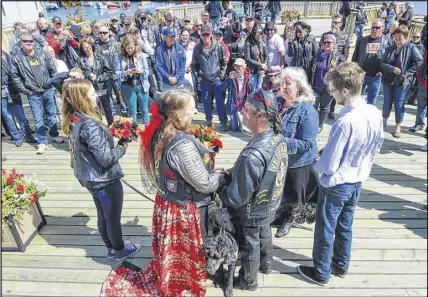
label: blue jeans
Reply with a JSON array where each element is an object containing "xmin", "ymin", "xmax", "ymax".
[
  {"xmin": 250, "ymin": 73, "xmax": 263, "ymax": 92},
  {"xmin": 1, "ymin": 97, "xmax": 24, "ymax": 143},
  {"xmin": 382, "ymin": 84, "xmax": 410, "ymax": 123},
  {"xmin": 313, "ymin": 182, "xmax": 362, "ymax": 281},
  {"xmin": 200, "ymin": 79, "xmax": 227, "ymax": 123},
  {"xmin": 415, "ymin": 84, "xmax": 427, "ymax": 126},
  {"xmin": 354, "ymin": 23, "xmax": 365, "ymax": 42},
  {"xmin": 362, "ymin": 75, "xmax": 382, "ymax": 105},
  {"xmin": 1, "ymin": 97, "xmax": 33, "ymax": 141},
  {"xmin": 121, "ymin": 84, "xmax": 149, "ymax": 123},
  {"xmin": 210, "ymin": 18, "xmax": 220, "ymax": 31},
  {"xmin": 28, "ymin": 88, "xmax": 59, "ymax": 145},
  {"xmin": 271, "ymin": 11, "xmax": 279, "ymax": 22}
]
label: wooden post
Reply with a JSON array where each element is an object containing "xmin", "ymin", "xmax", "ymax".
[
  {"xmin": 343, "ymin": 12, "xmax": 358, "ymax": 39},
  {"xmin": 304, "ymin": 1, "xmax": 309, "ymax": 18}
]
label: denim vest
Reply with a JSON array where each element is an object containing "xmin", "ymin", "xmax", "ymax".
[{"xmin": 281, "ymin": 101, "xmax": 319, "ymax": 168}]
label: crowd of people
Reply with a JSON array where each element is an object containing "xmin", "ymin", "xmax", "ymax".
[{"xmin": 1, "ymin": 0, "xmax": 427, "ymax": 296}]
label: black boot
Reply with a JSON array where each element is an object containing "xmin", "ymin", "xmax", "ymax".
[
  {"xmin": 259, "ymin": 262, "xmax": 272, "ymax": 275},
  {"xmin": 275, "ymin": 221, "xmax": 293, "ymax": 238}
]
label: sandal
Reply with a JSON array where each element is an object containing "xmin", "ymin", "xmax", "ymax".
[{"xmin": 392, "ymin": 131, "xmax": 401, "ymax": 138}]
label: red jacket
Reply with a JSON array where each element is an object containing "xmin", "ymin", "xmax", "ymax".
[
  {"xmin": 416, "ymin": 49, "xmax": 427, "ymax": 90},
  {"xmin": 218, "ymin": 39, "xmax": 230, "ymax": 63},
  {"xmin": 47, "ymin": 30, "xmax": 79, "ymax": 54}
]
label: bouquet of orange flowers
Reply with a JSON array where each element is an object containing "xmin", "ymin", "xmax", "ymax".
[
  {"xmin": 109, "ymin": 117, "xmax": 141, "ymax": 143},
  {"xmin": 192, "ymin": 124, "xmax": 224, "ymax": 168}
]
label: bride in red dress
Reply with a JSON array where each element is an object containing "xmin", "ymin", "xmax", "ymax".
[{"xmin": 101, "ymin": 89, "xmax": 223, "ymax": 297}]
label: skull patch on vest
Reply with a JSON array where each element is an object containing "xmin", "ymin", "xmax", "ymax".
[{"xmin": 268, "ymin": 143, "xmax": 288, "ymax": 201}]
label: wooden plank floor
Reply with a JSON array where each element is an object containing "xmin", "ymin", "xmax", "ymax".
[
  {"xmin": 2, "ymin": 90, "xmax": 427, "ymax": 297},
  {"xmin": 1, "ymin": 19, "xmax": 427, "ymax": 297}
]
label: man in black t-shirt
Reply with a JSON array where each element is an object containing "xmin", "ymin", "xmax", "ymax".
[{"xmin": 352, "ymin": 19, "xmax": 393, "ymax": 105}]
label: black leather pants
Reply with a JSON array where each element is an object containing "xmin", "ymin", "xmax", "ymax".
[{"xmin": 236, "ymin": 223, "xmax": 273, "ymax": 286}]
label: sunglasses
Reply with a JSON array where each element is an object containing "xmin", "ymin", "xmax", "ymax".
[
  {"xmin": 125, "ymin": 24, "xmax": 131, "ymax": 26},
  {"xmin": 266, "ymin": 28, "xmax": 274, "ymax": 32},
  {"xmin": 371, "ymin": 26, "xmax": 382, "ymax": 30},
  {"xmin": 166, "ymin": 20, "xmax": 173, "ymax": 22},
  {"xmin": 184, "ymin": 20, "xmax": 191, "ymax": 23},
  {"xmin": 332, "ymin": 21, "xmax": 341, "ymax": 24},
  {"xmin": 21, "ymin": 40, "xmax": 34, "ymax": 44},
  {"xmin": 99, "ymin": 31, "xmax": 109, "ymax": 35}
]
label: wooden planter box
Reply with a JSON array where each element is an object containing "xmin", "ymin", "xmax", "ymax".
[
  {"xmin": 281, "ymin": 16, "xmax": 301, "ymax": 24},
  {"xmin": 1, "ymin": 201, "xmax": 46, "ymax": 252}
]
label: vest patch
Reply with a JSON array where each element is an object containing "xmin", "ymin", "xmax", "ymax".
[
  {"xmin": 268, "ymin": 143, "xmax": 288, "ymax": 201},
  {"xmin": 166, "ymin": 179, "xmax": 177, "ymax": 192}
]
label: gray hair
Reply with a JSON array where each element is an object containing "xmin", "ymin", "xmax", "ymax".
[
  {"xmin": 38, "ymin": 17, "xmax": 48, "ymax": 25},
  {"xmin": 281, "ymin": 67, "xmax": 315, "ymax": 104},
  {"xmin": 372, "ymin": 19, "xmax": 384, "ymax": 27}
]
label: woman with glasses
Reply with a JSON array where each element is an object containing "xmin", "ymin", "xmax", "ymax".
[
  {"xmin": 406, "ymin": 32, "xmax": 425, "ymax": 106},
  {"xmin": 309, "ymin": 34, "xmax": 346, "ymax": 133},
  {"xmin": 380, "ymin": 25, "xmax": 423, "ymax": 138},
  {"xmin": 275, "ymin": 67, "xmax": 319, "ymax": 238},
  {"xmin": 79, "ymin": 38, "xmax": 114, "ymax": 126},
  {"xmin": 287, "ymin": 21, "xmax": 318, "ymax": 77},
  {"xmin": 115, "ymin": 35, "xmax": 150, "ymax": 123}
]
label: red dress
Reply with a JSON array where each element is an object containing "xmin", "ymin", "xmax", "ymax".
[{"xmin": 101, "ymin": 194, "xmax": 208, "ymax": 297}]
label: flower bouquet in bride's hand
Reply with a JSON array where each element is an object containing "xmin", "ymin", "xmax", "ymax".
[
  {"xmin": 109, "ymin": 117, "xmax": 141, "ymax": 144},
  {"xmin": 192, "ymin": 124, "xmax": 224, "ymax": 168}
]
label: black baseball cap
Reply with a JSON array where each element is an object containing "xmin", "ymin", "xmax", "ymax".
[{"xmin": 52, "ymin": 16, "xmax": 62, "ymax": 24}]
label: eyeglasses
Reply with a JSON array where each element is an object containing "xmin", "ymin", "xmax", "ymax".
[
  {"xmin": 203, "ymin": 14, "xmax": 209, "ymax": 17},
  {"xmin": 266, "ymin": 28, "xmax": 274, "ymax": 32},
  {"xmin": 371, "ymin": 26, "xmax": 382, "ymax": 30},
  {"xmin": 21, "ymin": 40, "xmax": 34, "ymax": 44},
  {"xmin": 184, "ymin": 20, "xmax": 191, "ymax": 23},
  {"xmin": 327, "ymin": 87, "xmax": 337, "ymax": 95},
  {"xmin": 166, "ymin": 20, "xmax": 173, "ymax": 22},
  {"xmin": 99, "ymin": 31, "xmax": 109, "ymax": 35},
  {"xmin": 125, "ymin": 24, "xmax": 131, "ymax": 26}
]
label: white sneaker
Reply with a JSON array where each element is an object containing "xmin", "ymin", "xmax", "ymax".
[
  {"xmin": 421, "ymin": 143, "xmax": 428, "ymax": 152},
  {"xmin": 36, "ymin": 144, "xmax": 48, "ymax": 155},
  {"xmin": 51, "ymin": 136, "xmax": 64, "ymax": 144}
]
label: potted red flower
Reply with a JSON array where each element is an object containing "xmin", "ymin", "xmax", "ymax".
[{"xmin": 1, "ymin": 168, "xmax": 47, "ymax": 252}]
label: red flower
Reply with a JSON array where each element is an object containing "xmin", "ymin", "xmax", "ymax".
[
  {"xmin": 2, "ymin": 169, "xmax": 6, "ymax": 175},
  {"xmin": 30, "ymin": 194, "xmax": 37, "ymax": 204},
  {"xmin": 211, "ymin": 138, "xmax": 223, "ymax": 149},
  {"xmin": 6, "ymin": 177, "xmax": 14, "ymax": 185},
  {"xmin": 17, "ymin": 184, "xmax": 25, "ymax": 193},
  {"xmin": 122, "ymin": 129, "xmax": 131, "ymax": 139},
  {"xmin": 72, "ymin": 115, "xmax": 80, "ymax": 123}
]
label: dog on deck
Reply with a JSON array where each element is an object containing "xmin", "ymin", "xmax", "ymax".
[{"xmin": 206, "ymin": 206, "xmax": 238, "ymax": 297}]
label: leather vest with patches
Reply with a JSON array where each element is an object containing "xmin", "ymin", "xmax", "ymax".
[
  {"xmin": 237, "ymin": 132, "xmax": 288, "ymax": 226},
  {"xmin": 155, "ymin": 132, "xmax": 212, "ymax": 207}
]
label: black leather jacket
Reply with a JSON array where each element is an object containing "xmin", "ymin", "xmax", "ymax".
[
  {"xmin": 380, "ymin": 41, "xmax": 423, "ymax": 90},
  {"xmin": 244, "ymin": 37, "xmax": 267, "ymax": 74},
  {"xmin": 10, "ymin": 47, "xmax": 57, "ymax": 96},
  {"xmin": 80, "ymin": 53, "xmax": 113, "ymax": 92},
  {"xmin": 222, "ymin": 130, "xmax": 288, "ymax": 226},
  {"xmin": 352, "ymin": 35, "xmax": 392, "ymax": 74},
  {"xmin": 191, "ymin": 37, "xmax": 227, "ymax": 82},
  {"xmin": 69, "ymin": 114, "xmax": 125, "ymax": 188},
  {"xmin": 2, "ymin": 51, "xmax": 22, "ymax": 104},
  {"xmin": 288, "ymin": 35, "xmax": 318, "ymax": 73}
]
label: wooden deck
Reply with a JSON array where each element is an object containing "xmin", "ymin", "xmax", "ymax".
[{"xmin": 2, "ymin": 20, "xmax": 427, "ymax": 297}]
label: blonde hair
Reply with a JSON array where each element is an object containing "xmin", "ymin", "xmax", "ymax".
[
  {"xmin": 61, "ymin": 79, "xmax": 103, "ymax": 135},
  {"xmin": 81, "ymin": 25, "xmax": 91, "ymax": 36},
  {"xmin": 324, "ymin": 62, "xmax": 365, "ymax": 96},
  {"xmin": 281, "ymin": 67, "xmax": 315, "ymax": 103}
]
